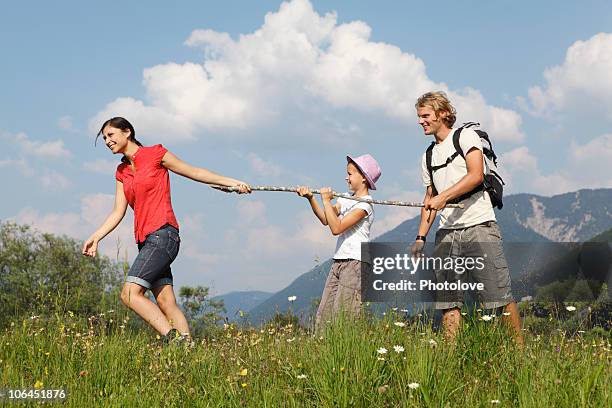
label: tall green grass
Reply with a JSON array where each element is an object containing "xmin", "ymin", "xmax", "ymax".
[{"xmin": 1, "ymin": 309, "xmax": 610, "ymax": 407}]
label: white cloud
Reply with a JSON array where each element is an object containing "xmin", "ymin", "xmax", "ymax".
[
  {"xmin": 229, "ymin": 198, "xmax": 333, "ymax": 261},
  {"xmin": 500, "ymin": 147, "xmax": 572, "ymax": 195},
  {"xmin": 503, "ymin": 133, "xmax": 612, "ymax": 194},
  {"xmin": 89, "ymin": 97, "xmax": 196, "ymax": 143},
  {"xmin": 370, "ymin": 190, "xmax": 422, "ymax": 238},
  {"xmin": 15, "ymin": 207, "xmax": 82, "ymax": 237},
  {"xmin": 236, "ymin": 200, "xmax": 268, "ymax": 225},
  {"xmin": 177, "ymin": 213, "xmax": 227, "ymax": 266},
  {"xmin": 530, "ymin": 174, "xmax": 578, "ymax": 196},
  {"xmin": 567, "ymin": 134, "xmax": 612, "ymax": 189},
  {"xmin": 500, "ymin": 146, "xmax": 538, "ymax": 173},
  {"xmin": 0, "ymin": 131, "xmax": 71, "ymax": 184},
  {"xmin": 295, "ymin": 211, "xmax": 335, "ymax": 251},
  {"xmin": 91, "ymin": 0, "xmax": 524, "ymax": 144},
  {"xmin": 0, "ymin": 157, "xmax": 35, "ymax": 176},
  {"xmin": 0, "ymin": 131, "xmax": 74, "ymax": 190},
  {"xmin": 241, "ymin": 208, "xmax": 334, "ymax": 260},
  {"xmin": 0, "ymin": 159, "xmax": 17, "ymax": 167},
  {"xmin": 450, "ymin": 89, "xmax": 524, "ymax": 142},
  {"xmin": 238, "ymin": 152, "xmax": 318, "ymax": 186},
  {"xmin": 570, "ymin": 133, "xmax": 612, "ymax": 163},
  {"xmin": 40, "ymin": 169, "xmax": 72, "ymax": 191},
  {"xmin": 526, "ymin": 33, "xmax": 612, "ymax": 118},
  {"xmin": 247, "ymin": 153, "xmax": 282, "ymax": 178},
  {"xmin": 83, "ymin": 159, "xmax": 119, "ymax": 175},
  {"xmin": 58, "ymin": 115, "xmax": 75, "ymax": 132},
  {"xmin": 13, "ymin": 132, "xmax": 72, "ymax": 159}
]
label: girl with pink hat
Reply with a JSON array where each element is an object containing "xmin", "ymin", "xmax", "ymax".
[{"xmin": 297, "ymin": 154, "xmax": 381, "ymax": 331}]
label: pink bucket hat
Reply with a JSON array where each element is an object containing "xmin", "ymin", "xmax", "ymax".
[{"xmin": 346, "ymin": 154, "xmax": 382, "ymax": 190}]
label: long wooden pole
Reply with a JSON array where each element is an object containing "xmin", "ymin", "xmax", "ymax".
[{"xmin": 209, "ymin": 185, "xmax": 464, "ymax": 209}]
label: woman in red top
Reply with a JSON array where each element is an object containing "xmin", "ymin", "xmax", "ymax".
[{"xmin": 82, "ymin": 117, "xmax": 250, "ymax": 341}]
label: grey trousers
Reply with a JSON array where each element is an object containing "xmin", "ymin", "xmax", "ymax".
[{"xmin": 315, "ymin": 259, "xmax": 363, "ymax": 330}]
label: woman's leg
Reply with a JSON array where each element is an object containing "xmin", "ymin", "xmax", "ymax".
[
  {"xmin": 153, "ymin": 284, "xmax": 190, "ymax": 336},
  {"xmin": 120, "ymin": 282, "xmax": 173, "ymax": 335}
]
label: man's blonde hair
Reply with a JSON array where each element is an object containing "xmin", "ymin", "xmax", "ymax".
[{"xmin": 415, "ymin": 91, "xmax": 457, "ymax": 128}]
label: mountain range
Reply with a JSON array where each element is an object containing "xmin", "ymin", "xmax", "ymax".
[{"xmin": 210, "ymin": 290, "xmax": 273, "ymax": 321}]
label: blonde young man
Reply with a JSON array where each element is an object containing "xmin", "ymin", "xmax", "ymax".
[{"xmin": 412, "ymin": 92, "xmax": 523, "ymax": 345}]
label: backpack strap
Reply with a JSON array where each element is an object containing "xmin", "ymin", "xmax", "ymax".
[
  {"xmin": 425, "ymin": 141, "xmax": 438, "ymax": 196},
  {"xmin": 447, "ymin": 184, "xmax": 485, "ymax": 204},
  {"xmin": 452, "ymin": 127, "xmax": 465, "ymax": 158},
  {"xmin": 475, "ymin": 129, "xmax": 498, "ymax": 165},
  {"xmin": 456, "ymin": 124, "xmax": 499, "ymax": 166},
  {"xmin": 447, "ymin": 124, "xmax": 486, "ymax": 204},
  {"xmin": 453, "ymin": 124, "xmax": 496, "ymax": 161}
]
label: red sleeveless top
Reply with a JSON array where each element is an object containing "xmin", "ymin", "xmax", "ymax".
[{"xmin": 115, "ymin": 144, "xmax": 179, "ymax": 243}]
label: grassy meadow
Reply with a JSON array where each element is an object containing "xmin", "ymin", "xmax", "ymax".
[{"xmin": 1, "ymin": 307, "xmax": 610, "ymax": 407}]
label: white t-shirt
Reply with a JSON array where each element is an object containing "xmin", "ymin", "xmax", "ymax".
[
  {"xmin": 333, "ymin": 195, "xmax": 374, "ymax": 262},
  {"xmin": 421, "ymin": 128, "xmax": 496, "ymax": 230}
]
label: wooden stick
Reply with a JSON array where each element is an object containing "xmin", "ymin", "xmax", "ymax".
[{"xmin": 208, "ymin": 185, "xmax": 464, "ymax": 209}]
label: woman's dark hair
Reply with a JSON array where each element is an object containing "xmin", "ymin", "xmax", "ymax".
[{"xmin": 95, "ymin": 117, "xmax": 143, "ymax": 164}]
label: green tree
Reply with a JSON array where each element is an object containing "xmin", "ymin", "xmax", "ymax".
[
  {"xmin": 0, "ymin": 222, "xmax": 123, "ymax": 326},
  {"xmin": 535, "ymin": 278, "xmax": 602, "ymax": 302},
  {"xmin": 179, "ymin": 286, "xmax": 226, "ymax": 337}
]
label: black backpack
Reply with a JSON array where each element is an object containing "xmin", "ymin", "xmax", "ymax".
[{"xmin": 425, "ymin": 122, "xmax": 505, "ymax": 209}]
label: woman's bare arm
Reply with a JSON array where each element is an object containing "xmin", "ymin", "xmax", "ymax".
[
  {"xmin": 82, "ymin": 181, "xmax": 128, "ymax": 257},
  {"xmin": 161, "ymin": 152, "xmax": 250, "ymax": 192}
]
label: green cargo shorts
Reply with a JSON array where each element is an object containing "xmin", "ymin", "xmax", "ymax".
[{"xmin": 432, "ymin": 221, "xmax": 514, "ymax": 310}]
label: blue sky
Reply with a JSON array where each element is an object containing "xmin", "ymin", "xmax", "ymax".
[{"xmin": 2, "ymin": 0, "xmax": 611, "ymax": 295}]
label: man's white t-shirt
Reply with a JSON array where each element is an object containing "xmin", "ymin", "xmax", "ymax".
[
  {"xmin": 333, "ymin": 195, "xmax": 374, "ymax": 262},
  {"xmin": 421, "ymin": 128, "xmax": 496, "ymax": 230}
]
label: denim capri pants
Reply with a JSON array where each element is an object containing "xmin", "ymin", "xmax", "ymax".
[{"xmin": 126, "ymin": 224, "xmax": 180, "ymax": 290}]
